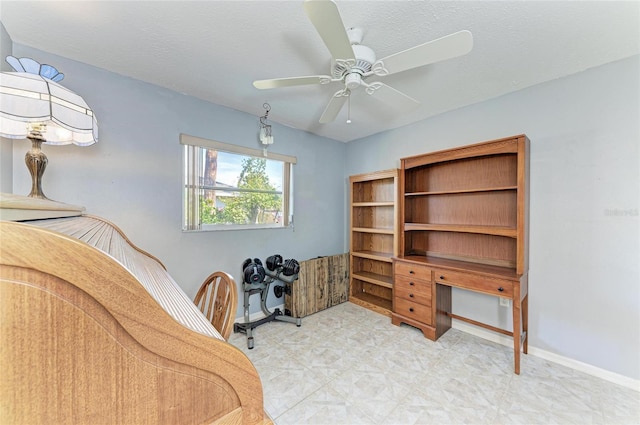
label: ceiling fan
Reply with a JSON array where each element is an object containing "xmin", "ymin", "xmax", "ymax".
[{"xmin": 253, "ymin": 0, "xmax": 473, "ymax": 124}]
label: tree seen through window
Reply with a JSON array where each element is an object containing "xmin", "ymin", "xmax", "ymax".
[{"xmin": 200, "ymin": 154, "xmax": 282, "ymax": 225}]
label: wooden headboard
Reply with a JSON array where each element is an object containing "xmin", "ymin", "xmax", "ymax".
[{"xmin": 0, "ymin": 208, "xmax": 271, "ymax": 424}]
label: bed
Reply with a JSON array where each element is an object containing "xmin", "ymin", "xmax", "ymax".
[{"xmin": 0, "ymin": 193, "xmax": 272, "ymax": 424}]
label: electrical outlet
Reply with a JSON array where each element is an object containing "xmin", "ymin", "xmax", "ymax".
[{"xmin": 499, "ymin": 297, "xmax": 511, "ymax": 307}]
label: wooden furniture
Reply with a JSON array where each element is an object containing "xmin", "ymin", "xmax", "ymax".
[
  {"xmin": 285, "ymin": 253, "xmax": 349, "ymax": 318},
  {"xmin": 0, "ymin": 192, "xmax": 84, "ymax": 220},
  {"xmin": 194, "ymin": 271, "xmax": 239, "ymax": 340},
  {"xmin": 349, "ymin": 169, "xmax": 399, "ymax": 316},
  {"xmin": 392, "ymin": 135, "xmax": 529, "ymax": 374},
  {"xmin": 0, "ymin": 198, "xmax": 272, "ymax": 424}
]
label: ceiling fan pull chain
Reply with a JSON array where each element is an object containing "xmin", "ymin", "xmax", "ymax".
[{"xmin": 347, "ymin": 94, "xmax": 352, "ymax": 124}]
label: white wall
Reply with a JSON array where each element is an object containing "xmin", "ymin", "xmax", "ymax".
[
  {"xmin": 0, "ymin": 22, "xmax": 13, "ymax": 192},
  {"xmin": 10, "ymin": 44, "xmax": 348, "ymax": 317},
  {"xmin": 346, "ymin": 55, "xmax": 640, "ymax": 381}
]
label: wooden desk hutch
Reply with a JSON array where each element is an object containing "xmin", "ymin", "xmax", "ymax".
[{"xmin": 392, "ymin": 135, "xmax": 530, "ymax": 374}]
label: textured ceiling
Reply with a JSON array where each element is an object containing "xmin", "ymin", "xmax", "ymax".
[{"xmin": 1, "ymin": 1, "xmax": 638, "ymax": 143}]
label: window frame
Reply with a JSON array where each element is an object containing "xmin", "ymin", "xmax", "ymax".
[{"xmin": 181, "ymin": 133, "xmax": 296, "ymax": 232}]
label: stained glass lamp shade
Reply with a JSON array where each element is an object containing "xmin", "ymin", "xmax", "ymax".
[{"xmin": 0, "ymin": 56, "xmax": 98, "ymax": 199}]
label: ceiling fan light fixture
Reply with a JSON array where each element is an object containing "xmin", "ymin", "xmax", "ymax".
[{"xmin": 344, "ymin": 73, "xmax": 362, "ymax": 90}]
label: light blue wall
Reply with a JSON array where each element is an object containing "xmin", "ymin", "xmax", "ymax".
[
  {"xmin": 346, "ymin": 55, "xmax": 640, "ymax": 381},
  {"xmin": 6, "ymin": 41, "xmax": 639, "ymax": 381},
  {"xmin": 10, "ymin": 44, "xmax": 348, "ymax": 317}
]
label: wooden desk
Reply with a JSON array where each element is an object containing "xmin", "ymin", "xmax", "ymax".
[
  {"xmin": 393, "ymin": 255, "xmax": 528, "ymax": 374},
  {"xmin": 393, "ymin": 135, "xmax": 530, "ymax": 374},
  {"xmin": 1, "ymin": 213, "xmax": 272, "ymax": 424}
]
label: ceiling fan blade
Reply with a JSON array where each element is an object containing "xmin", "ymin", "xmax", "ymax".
[
  {"xmin": 304, "ymin": 0, "xmax": 355, "ymax": 61},
  {"xmin": 253, "ymin": 75, "xmax": 332, "ymax": 90},
  {"xmin": 376, "ymin": 30, "xmax": 473, "ymax": 76},
  {"xmin": 366, "ymin": 82, "xmax": 421, "ymax": 111},
  {"xmin": 319, "ymin": 90, "xmax": 349, "ymax": 123}
]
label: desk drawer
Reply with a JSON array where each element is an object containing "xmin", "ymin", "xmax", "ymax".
[
  {"xmin": 394, "ymin": 261, "xmax": 432, "ymax": 281},
  {"xmin": 394, "ymin": 297, "xmax": 432, "ymax": 325},
  {"xmin": 434, "ymin": 270, "xmax": 514, "ymax": 298},
  {"xmin": 394, "ymin": 276, "xmax": 431, "ymax": 306}
]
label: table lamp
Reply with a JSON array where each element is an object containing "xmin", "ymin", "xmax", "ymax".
[{"xmin": 0, "ymin": 56, "xmax": 98, "ymax": 200}]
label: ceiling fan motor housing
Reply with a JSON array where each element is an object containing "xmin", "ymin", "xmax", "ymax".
[{"xmin": 332, "ymin": 44, "xmax": 376, "ymax": 89}]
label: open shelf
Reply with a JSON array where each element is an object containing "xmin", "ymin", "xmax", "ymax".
[
  {"xmin": 405, "ymin": 190, "xmax": 517, "ymax": 229},
  {"xmin": 351, "ymin": 250, "xmax": 394, "ymax": 262},
  {"xmin": 403, "ymin": 229, "xmax": 518, "ymax": 268},
  {"xmin": 404, "ymin": 223, "xmax": 517, "ymax": 238},
  {"xmin": 350, "ymin": 292, "xmax": 393, "ymax": 315},
  {"xmin": 401, "ymin": 254, "xmax": 519, "ymax": 279},
  {"xmin": 352, "ymin": 227, "xmax": 395, "ymax": 234},
  {"xmin": 351, "ymin": 271, "xmax": 393, "ymax": 288},
  {"xmin": 349, "ymin": 169, "xmax": 399, "ymax": 316},
  {"xmin": 403, "ymin": 153, "xmax": 518, "ymax": 194},
  {"xmin": 405, "ymin": 185, "xmax": 517, "ymax": 196},
  {"xmin": 352, "ymin": 175, "xmax": 396, "ymax": 204},
  {"xmin": 353, "ymin": 203, "xmax": 395, "ymax": 229},
  {"xmin": 353, "ymin": 201, "xmax": 395, "ymax": 207}
]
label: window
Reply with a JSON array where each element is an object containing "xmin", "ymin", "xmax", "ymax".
[{"xmin": 181, "ymin": 134, "xmax": 296, "ymax": 231}]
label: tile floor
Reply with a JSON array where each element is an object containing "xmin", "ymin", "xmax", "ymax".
[{"xmin": 229, "ymin": 302, "xmax": 640, "ymax": 425}]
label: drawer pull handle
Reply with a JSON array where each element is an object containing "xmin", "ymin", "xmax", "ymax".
[
  {"xmin": 409, "ymin": 308, "xmax": 414, "ymax": 312},
  {"xmin": 409, "ymin": 270, "xmax": 415, "ymax": 274},
  {"xmin": 409, "ymin": 282, "xmax": 415, "ymax": 286},
  {"xmin": 440, "ymin": 275, "xmax": 445, "ymax": 280},
  {"xmin": 498, "ymin": 287, "xmax": 504, "ymax": 292},
  {"xmin": 409, "ymin": 294, "xmax": 414, "ymax": 298}
]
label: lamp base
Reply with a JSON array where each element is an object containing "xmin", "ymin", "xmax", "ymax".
[{"xmin": 25, "ymin": 134, "xmax": 49, "ymax": 200}]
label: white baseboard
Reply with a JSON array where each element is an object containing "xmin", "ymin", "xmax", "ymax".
[{"xmin": 451, "ymin": 319, "xmax": 640, "ymax": 392}]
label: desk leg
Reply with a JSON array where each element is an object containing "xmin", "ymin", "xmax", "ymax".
[
  {"xmin": 512, "ymin": 291, "xmax": 522, "ymax": 375},
  {"xmin": 522, "ymin": 294, "xmax": 529, "ymax": 354}
]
